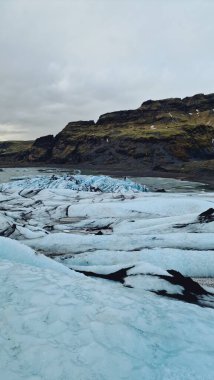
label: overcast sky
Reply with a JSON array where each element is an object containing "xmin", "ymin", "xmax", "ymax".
[{"xmin": 0, "ymin": 0, "xmax": 213, "ymax": 140}]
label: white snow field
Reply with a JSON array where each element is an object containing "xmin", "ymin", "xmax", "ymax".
[{"xmin": 0, "ymin": 174, "xmax": 214, "ymax": 379}]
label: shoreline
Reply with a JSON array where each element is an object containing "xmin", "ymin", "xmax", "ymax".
[{"xmin": 0, "ymin": 163, "xmax": 214, "ymax": 189}]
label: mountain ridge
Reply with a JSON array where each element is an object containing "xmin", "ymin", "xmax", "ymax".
[{"xmin": 0, "ymin": 93, "xmax": 214, "ymax": 180}]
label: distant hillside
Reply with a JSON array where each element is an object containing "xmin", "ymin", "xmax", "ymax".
[
  {"xmin": 0, "ymin": 140, "xmax": 33, "ymax": 162},
  {"xmin": 0, "ymin": 93, "xmax": 214, "ymax": 178}
]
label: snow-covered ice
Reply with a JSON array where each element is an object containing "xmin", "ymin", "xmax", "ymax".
[
  {"xmin": 0, "ymin": 173, "xmax": 148, "ymax": 193},
  {"xmin": 0, "ymin": 238, "xmax": 214, "ymax": 379},
  {"xmin": 0, "ymin": 173, "xmax": 214, "ymax": 379}
]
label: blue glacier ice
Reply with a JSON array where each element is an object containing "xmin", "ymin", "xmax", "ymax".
[{"xmin": 0, "ymin": 174, "xmax": 149, "ymax": 193}]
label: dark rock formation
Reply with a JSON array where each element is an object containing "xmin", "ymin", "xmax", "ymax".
[
  {"xmin": 49, "ymin": 93, "xmax": 214, "ymax": 168},
  {"xmin": 52, "ymin": 121, "xmax": 96, "ymax": 163},
  {"xmin": 33, "ymin": 134, "xmax": 54, "ymax": 149},
  {"xmin": 0, "ymin": 93, "xmax": 214, "ymax": 176},
  {"xmin": 73, "ymin": 265, "xmax": 214, "ymax": 308},
  {"xmin": 28, "ymin": 135, "xmax": 54, "ymax": 162},
  {"xmin": 198, "ymin": 208, "xmax": 214, "ymax": 223}
]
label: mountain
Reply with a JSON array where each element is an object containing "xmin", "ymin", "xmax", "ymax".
[{"xmin": 0, "ymin": 93, "xmax": 214, "ymax": 179}]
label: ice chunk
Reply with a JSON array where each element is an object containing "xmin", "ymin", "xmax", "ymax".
[{"xmin": 0, "ymin": 174, "xmax": 148, "ymax": 193}]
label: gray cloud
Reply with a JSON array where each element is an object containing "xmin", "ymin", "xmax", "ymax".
[
  {"xmin": 0, "ymin": 0, "xmax": 213, "ymax": 140},
  {"xmin": 0, "ymin": 123, "xmax": 28, "ymax": 140}
]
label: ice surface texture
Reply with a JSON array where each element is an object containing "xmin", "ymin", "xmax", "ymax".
[
  {"xmin": 0, "ymin": 238, "xmax": 214, "ymax": 379},
  {"xmin": 0, "ymin": 174, "xmax": 214, "ymax": 379},
  {"xmin": 0, "ymin": 173, "xmax": 148, "ymax": 193}
]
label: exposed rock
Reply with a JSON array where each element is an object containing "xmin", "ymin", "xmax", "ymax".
[
  {"xmin": 0, "ymin": 140, "xmax": 33, "ymax": 163},
  {"xmin": 52, "ymin": 121, "xmax": 95, "ymax": 163},
  {"xmin": 198, "ymin": 208, "xmax": 214, "ymax": 223},
  {"xmin": 151, "ymin": 269, "xmax": 213, "ymax": 308},
  {"xmin": 28, "ymin": 135, "xmax": 54, "ymax": 162},
  {"xmin": 49, "ymin": 93, "xmax": 214, "ymax": 167},
  {"xmin": 0, "ymin": 93, "xmax": 214, "ymax": 175},
  {"xmin": 33, "ymin": 134, "xmax": 54, "ymax": 149},
  {"xmin": 73, "ymin": 265, "xmax": 214, "ymax": 308}
]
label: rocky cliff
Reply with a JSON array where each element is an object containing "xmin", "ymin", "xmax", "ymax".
[{"xmin": 1, "ymin": 93, "xmax": 214, "ymax": 177}]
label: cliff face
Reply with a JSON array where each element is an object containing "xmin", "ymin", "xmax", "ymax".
[
  {"xmin": 50, "ymin": 93, "xmax": 214, "ymax": 169},
  {"xmin": 28, "ymin": 135, "xmax": 54, "ymax": 162},
  {"xmin": 0, "ymin": 141, "xmax": 33, "ymax": 163},
  {"xmin": 1, "ymin": 93, "xmax": 214, "ymax": 174}
]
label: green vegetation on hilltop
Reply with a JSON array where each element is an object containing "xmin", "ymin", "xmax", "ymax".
[
  {"xmin": 0, "ymin": 141, "xmax": 33, "ymax": 156},
  {"xmin": 0, "ymin": 94, "xmax": 214, "ymax": 176}
]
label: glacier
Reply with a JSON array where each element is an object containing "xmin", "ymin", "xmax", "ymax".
[
  {"xmin": 0, "ymin": 173, "xmax": 148, "ymax": 193},
  {"xmin": 0, "ymin": 173, "xmax": 214, "ymax": 379}
]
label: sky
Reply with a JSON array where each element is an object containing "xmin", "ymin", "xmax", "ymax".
[{"xmin": 0, "ymin": 0, "xmax": 213, "ymax": 140}]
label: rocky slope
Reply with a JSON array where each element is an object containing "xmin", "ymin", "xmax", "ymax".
[{"xmin": 0, "ymin": 93, "xmax": 214, "ymax": 177}]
